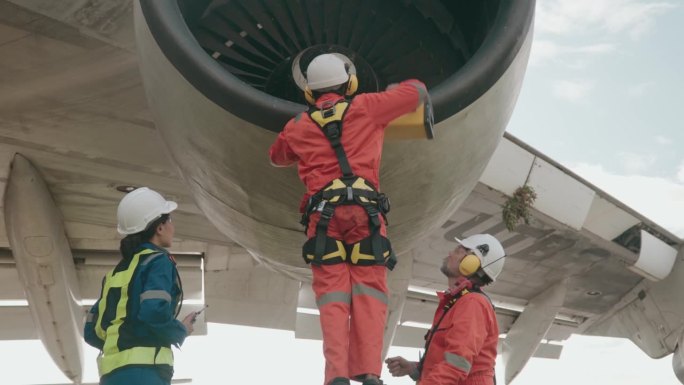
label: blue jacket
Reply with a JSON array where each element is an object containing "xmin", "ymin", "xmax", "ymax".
[{"xmin": 84, "ymin": 243, "xmax": 187, "ymax": 353}]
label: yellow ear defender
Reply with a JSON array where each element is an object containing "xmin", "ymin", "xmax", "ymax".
[
  {"xmin": 304, "ymin": 74, "xmax": 358, "ymax": 105},
  {"xmin": 345, "ymin": 74, "xmax": 358, "ymax": 96},
  {"xmin": 304, "ymin": 86, "xmax": 315, "ymax": 105},
  {"xmin": 459, "ymin": 254, "xmax": 481, "ymax": 276}
]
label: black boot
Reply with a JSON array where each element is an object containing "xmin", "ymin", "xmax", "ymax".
[
  {"xmin": 361, "ymin": 378, "xmax": 383, "ymax": 385},
  {"xmin": 329, "ymin": 378, "xmax": 350, "ymax": 385}
]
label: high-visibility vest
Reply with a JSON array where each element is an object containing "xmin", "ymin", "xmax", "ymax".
[{"xmin": 94, "ymin": 248, "xmax": 175, "ymax": 377}]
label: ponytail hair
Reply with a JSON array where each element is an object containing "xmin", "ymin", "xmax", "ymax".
[{"xmin": 119, "ymin": 214, "xmax": 170, "ymax": 260}]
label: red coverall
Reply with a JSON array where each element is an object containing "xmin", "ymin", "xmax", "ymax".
[
  {"xmin": 269, "ymin": 80, "xmax": 426, "ymax": 385},
  {"xmin": 419, "ymin": 290, "xmax": 499, "ymax": 385}
]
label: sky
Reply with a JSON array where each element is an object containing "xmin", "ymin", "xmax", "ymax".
[
  {"xmin": 507, "ymin": 0, "xmax": 684, "ymax": 238},
  {"xmin": 3, "ymin": 0, "xmax": 684, "ymax": 384}
]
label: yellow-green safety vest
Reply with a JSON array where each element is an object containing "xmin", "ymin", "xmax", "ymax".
[{"xmin": 94, "ymin": 249, "xmax": 174, "ymax": 377}]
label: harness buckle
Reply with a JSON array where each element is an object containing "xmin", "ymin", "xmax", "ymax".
[
  {"xmin": 346, "ymin": 186, "xmax": 353, "ymax": 201},
  {"xmin": 324, "ymin": 122, "xmax": 341, "ymax": 140},
  {"xmin": 366, "ymin": 206, "xmax": 381, "ymax": 227},
  {"xmin": 366, "ymin": 205, "xmax": 378, "ymax": 216},
  {"xmin": 319, "ymin": 203, "xmax": 335, "ymax": 220},
  {"xmin": 385, "ymin": 255, "xmax": 397, "ymax": 271},
  {"xmin": 315, "ymin": 200, "xmax": 327, "ymax": 212},
  {"xmin": 378, "ymin": 193, "xmax": 391, "ymax": 214},
  {"xmin": 320, "ymin": 100, "xmax": 335, "ymax": 117}
]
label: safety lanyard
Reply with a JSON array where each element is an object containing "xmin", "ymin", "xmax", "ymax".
[
  {"xmin": 418, "ymin": 290, "xmax": 467, "ymax": 372},
  {"xmin": 418, "ymin": 287, "xmax": 498, "ymax": 384}
]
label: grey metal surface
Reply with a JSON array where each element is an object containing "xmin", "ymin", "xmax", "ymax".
[
  {"xmin": 586, "ymin": 246, "xmax": 684, "ymax": 361},
  {"xmin": 133, "ymin": 0, "xmax": 534, "ymax": 272},
  {"xmin": 410, "ymin": 183, "xmax": 643, "ymax": 323},
  {"xmin": 0, "ymin": 11, "xmax": 230, "ymax": 249},
  {"xmin": 503, "ymin": 281, "xmax": 567, "ymax": 384},
  {"xmin": 674, "ymin": 337, "xmax": 684, "ymax": 384},
  {"xmin": 383, "ymin": 250, "xmax": 413, "ymax": 358},
  {"xmin": 4, "ymin": 154, "xmax": 83, "ymax": 383}
]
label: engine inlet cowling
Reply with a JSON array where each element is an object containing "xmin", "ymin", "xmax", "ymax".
[{"xmin": 140, "ymin": 0, "xmax": 534, "ymax": 131}]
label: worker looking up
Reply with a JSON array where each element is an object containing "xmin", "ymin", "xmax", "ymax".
[
  {"xmin": 385, "ymin": 234, "xmax": 506, "ymax": 385},
  {"xmin": 84, "ymin": 187, "xmax": 199, "ymax": 385},
  {"xmin": 269, "ymin": 53, "xmax": 427, "ymax": 385}
]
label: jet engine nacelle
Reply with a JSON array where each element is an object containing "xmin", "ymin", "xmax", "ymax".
[{"xmin": 134, "ymin": 0, "xmax": 535, "ymax": 277}]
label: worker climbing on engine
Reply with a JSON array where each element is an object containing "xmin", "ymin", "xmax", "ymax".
[{"xmin": 269, "ymin": 52, "xmax": 427, "ymax": 385}]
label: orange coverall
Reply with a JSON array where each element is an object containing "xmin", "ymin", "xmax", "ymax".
[
  {"xmin": 269, "ymin": 80, "xmax": 425, "ymax": 384},
  {"xmin": 419, "ymin": 290, "xmax": 499, "ymax": 385}
]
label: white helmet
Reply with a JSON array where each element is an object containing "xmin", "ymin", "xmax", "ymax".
[
  {"xmin": 455, "ymin": 234, "xmax": 506, "ymax": 282},
  {"xmin": 117, "ymin": 187, "xmax": 177, "ymax": 235},
  {"xmin": 306, "ymin": 54, "xmax": 350, "ymax": 90}
]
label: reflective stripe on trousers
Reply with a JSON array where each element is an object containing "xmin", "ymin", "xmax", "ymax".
[{"xmin": 312, "ymin": 263, "xmax": 388, "ymax": 385}]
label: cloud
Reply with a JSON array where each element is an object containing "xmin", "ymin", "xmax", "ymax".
[
  {"xmin": 571, "ymin": 162, "xmax": 684, "ymax": 237},
  {"xmin": 616, "ymin": 151, "xmax": 657, "ymax": 174},
  {"xmin": 678, "ymin": 161, "xmax": 684, "ymax": 183},
  {"xmin": 627, "ymin": 81, "xmax": 656, "ymax": 97},
  {"xmin": 552, "ymin": 80, "xmax": 594, "ymax": 101},
  {"xmin": 537, "ymin": 0, "xmax": 676, "ymax": 39},
  {"xmin": 655, "ymin": 135, "xmax": 672, "ymax": 145},
  {"xmin": 530, "ymin": 40, "xmax": 616, "ymax": 66},
  {"xmin": 517, "ymin": 335, "xmax": 683, "ymax": 385}
]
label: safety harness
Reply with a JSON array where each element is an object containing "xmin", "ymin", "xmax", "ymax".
[
  {"xmin": 418, "ymin": 282, "xmax": 497, "ymax": 384},
  {"xmin": 301, "ymin": 99, "xmax": 396, "ymax": 270}
]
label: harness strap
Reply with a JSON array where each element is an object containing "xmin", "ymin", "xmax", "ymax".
[
  {"xmin": 314, "ymin": 203, "xmax": 336, "ymax": 260},
  {"xmin": 301, "ymin": 178, "xmax": 393, "ymax": 269},
  {"xmin": 418, "ymin": 289, "xmax": 470, "ymax": 376},
  {"xmin": 309, "ymin": 101, "xmax": 354, "ymax": 177},
  {"xmin": 304, "ymin": 100, "xmax": 394, "ymax": 269},
  {"xmin": 418, "ymin": 287, "xmax": 494, "ymax": 378},
  {"xmin": 322, "ymin": 188, "xmax": 378, "ymax": 201},
  {"xmin": 328, "ymin": 128, "xmax": 353, "ymax": 178}
]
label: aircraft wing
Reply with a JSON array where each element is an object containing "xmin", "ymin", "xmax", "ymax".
[{"xmin": 389, "ymin": 133, "xmax": 684, "ymax": 383}]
